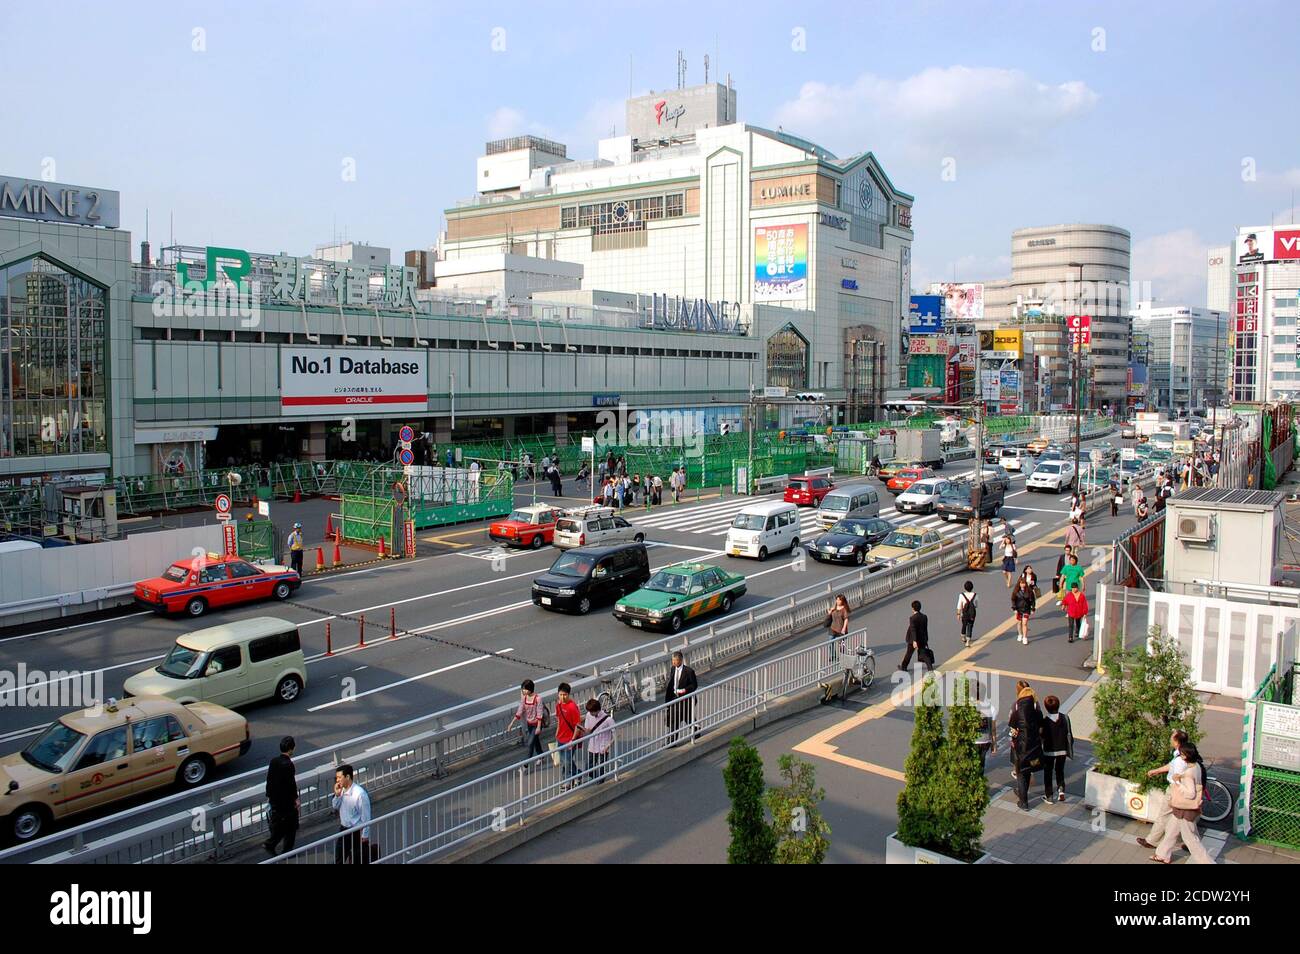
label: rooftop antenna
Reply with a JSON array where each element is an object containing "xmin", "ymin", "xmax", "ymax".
[
  {"xmin": 677, "ymin": 50, "xmax": 686, "ymax": 90},
  {"xmin": 704, "ymin": 53, "xmax": 709, "ymax": 85}
]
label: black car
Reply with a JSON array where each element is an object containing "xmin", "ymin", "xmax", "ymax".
[
  {"xmin": 531, "ymin": 542, "xmax": 651, "ymax": 615},
  {"xmin": 934, "ymin": 481, "xmax": 1006, "ymax": 522},
  {"xmin": 807, "ymin": 517, "xmax": 895, "ymax": 565}
]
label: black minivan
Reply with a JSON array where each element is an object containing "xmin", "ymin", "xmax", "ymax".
[
  {"xmin": 531, "ymin": 542, "xmax": 652, "ymax": 615},
  {"xmin": 934, "ymin": 480, "xmax": 1006, "ymax": 522}
]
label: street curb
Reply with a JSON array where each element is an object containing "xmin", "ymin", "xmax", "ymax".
[{"xmin": 436, "ymin": 684, "xmax": 830, "ymax": 864}]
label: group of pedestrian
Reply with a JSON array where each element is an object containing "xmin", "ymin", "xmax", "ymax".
[
  {"xmin": 262, "ymin": 734, "xmax": 377, "ymax": 864},
  {"xmin": 1139, "ymin": 729, "xmax": 1216, "ymax": 864},
  {"xmin": 1007, "ymin": 680, "xmax": 1076, "ymax": 810},
  {"xmin": 505, "ymin": 677, "xmax": 619, "ymax": 785}
]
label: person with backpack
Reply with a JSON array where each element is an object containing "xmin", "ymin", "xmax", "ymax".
[
  {"xmin": 1150, "ymin": 742, "xmax": 1216, "ymax": 864},
  {"xmin": 956, "ymin": 580, "xmax": 978, "ymax": 648},
  {"xmin": 1008, "ymin": 680, "xmax": 1044, "ymax": 809},
  {"xmin": 554, "ymin": 683, "xmax": 583, "ymax": 788},
  {"xmin": 507, "ymin": 679, "xmax": 548, "ymax": 759},
  {"xmin": 1041, "ymin": 694, "xmax": 1075, "ymax": 803},
  {"xmin": 1012, "ymin": 576, "xmax": 1036, "ymax": 645}
]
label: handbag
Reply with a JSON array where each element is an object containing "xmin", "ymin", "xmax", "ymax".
[
  {"xmin": 1168, "ymin": 766, "xmax": 1201, "ymax": 811},
  {"xmin": 919, "ymin": 646, "xmax": 936, "ymax": 667},
  {"xmin": 1079, "ymin": 617, "xmax": 1091, "ymax": 639}
]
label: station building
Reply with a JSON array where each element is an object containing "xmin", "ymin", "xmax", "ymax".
[{"xmin": 0, "ymin": 88, "xmax": 913, "ymax": 483}]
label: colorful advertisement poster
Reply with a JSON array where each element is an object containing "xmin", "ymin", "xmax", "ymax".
[
  {"xmin": 956, "ymin": 341, "xmax": 977, "ymax": 370},
  {"xmin": 907, "ymin": 355, "xmax": 945, "ymax": 389},
  {"xmin": 1236, "ymin": 227, "xmax": 1300, "ymax": 265},
  {"xmin": 980, "ymin": 370, "xmax": 1000, "ymax": 401},
  {"xmin": 929, "ymin": 282, "xmax": 984, "ymax": 322},
  {"xmin": 754, "ymin": 223, "xmax": 808, "ymax": 302},
  {"xmin": 993, "ymin": 329, "xmax": 1023, "ymax": 357},
  {"xmin": 908, "ymin": 335, "xmax": 950, "ymax": 356},
  {"xmin": 280, "ymin": 347, "xmax": 428, "ymax": 416}
]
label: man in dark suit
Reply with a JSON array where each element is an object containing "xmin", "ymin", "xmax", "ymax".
[
  {"xmin": 263, "ymin": 735, "xmax": 300, "ymax": 856},
  {"xmin": 665, "ymin": 650, "xmax": 698, "ymax": 745},
  {"xmin": 897, "ymin": 600, "xmax": 932, "ymax": 671}
]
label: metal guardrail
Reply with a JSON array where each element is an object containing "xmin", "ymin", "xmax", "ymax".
[
  {"xmin": 2, "ymin": 537, "xmax": 970, "ymax": 864},
  {"xmin": 266, "ymin": 633, "xmax": 869, "ymax": 864},
  {"xmin": 0, "ymin": 583, "xmax": 135, "ymax": 621}
]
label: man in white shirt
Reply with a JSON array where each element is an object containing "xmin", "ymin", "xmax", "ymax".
[
  {"xmin": 1136, "ymin": 730, "xmax": 1190, "ymax": 851},
  {"xmin": 331, "ymin": 763, "xmax": 373, "ymax": 864}
]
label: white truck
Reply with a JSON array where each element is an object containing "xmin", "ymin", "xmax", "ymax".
[{"xmin": 894, "ymin": 428, "xmax": 944, "ymax": 468}]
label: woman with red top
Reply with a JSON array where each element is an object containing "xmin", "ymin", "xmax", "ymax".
[
  {"xmin": 553, "ymin": 683, "xmax": 584, "ymax": 788},
  {"xmin": 1061, "ymin": 581, "xmax": 1090, "ymax": 643}
]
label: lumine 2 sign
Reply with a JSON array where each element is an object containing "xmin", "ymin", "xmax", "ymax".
[{"xmin": 0, "ymin": 175, "xmax": 120, "ymax": 228}]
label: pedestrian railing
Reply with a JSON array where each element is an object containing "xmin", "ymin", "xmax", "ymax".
[
  {"xmin": 0, "ymin": 536, "xmax": 970, "ymax": 865},
  {"xmin": 264, "ymin": 635, "xmax": 871, "ymax": 865}
]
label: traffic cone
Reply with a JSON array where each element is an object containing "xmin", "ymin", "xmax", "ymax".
[
  {"xmin": 325, "ymin": 514, "xmax": 334, "ymax": 540},
  {"xmin": 377, "ymin": 535, "xmax": 387, "ymax": 558},
  {"xmin": 332, "ymin": 540, "xmax": 342, "ymax": 567},
  {"xmin": 293, "ymin": 489, "xmax": 302, "ymax": 503},
  {"xmin": 315, "ymin": 547, "xmax": 324, "ymax": 572}
]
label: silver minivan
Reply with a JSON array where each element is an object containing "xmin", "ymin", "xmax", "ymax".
[
  {"xmin": 553, "ymin": 506, "xmax": 645, "ymax": 549},
  {"xmin": 816, "ymin": 484, "xmax": 881, "ymax": 529}
]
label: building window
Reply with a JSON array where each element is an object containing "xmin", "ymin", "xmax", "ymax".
[
  {"xmin": 1, "ymin": 255, "xmax": 108, "ymax": 459},
  {"xmin": 562, "ymin": 191, "xmax": 685, "ymax": 233},
  {"xmin": 766, "ymin": 325, "xmax": 809, "ymax": 391}
]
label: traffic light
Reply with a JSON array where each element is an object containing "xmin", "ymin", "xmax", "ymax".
[{"xmin": 795, "ymin": 392, "xmax": 827, "ymax": 402}]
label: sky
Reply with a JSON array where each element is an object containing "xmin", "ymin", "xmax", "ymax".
[{"xmin": 3, "ymin": 0, "xmax": 1298, "ymax": 307}]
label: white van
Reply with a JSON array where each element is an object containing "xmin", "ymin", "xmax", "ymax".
[
  {"xmin": 123, "ymin": 616, "xmax": 308, "ymax": 707},
  {"xmin": 1000, "ymin": 447, "xmax": 1031, "ymax": 472},
  {"xmin": 726, "ymin": 500, "xmax": 801, "ymax": 561},
  {"xmin": 816, "ymin": 484, "xmax": 881, "ymax": 529},
  {"xmin": 553, "ymin": 506, "xmax": 645, "ymax": 549}
]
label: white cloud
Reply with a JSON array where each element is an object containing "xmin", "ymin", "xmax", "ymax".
[
  {"xmin": 1130, "ymin": 228, "xmax": 1209, "ymax": 307},
  {"xmin": 771, "ymin": 66, "xmax": 1098, "ymax": 163}
]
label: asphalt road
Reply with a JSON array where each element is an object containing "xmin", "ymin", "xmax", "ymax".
[{"xmin": 0, "ymin": 435, "xmax": 1120, "ymax": 841}]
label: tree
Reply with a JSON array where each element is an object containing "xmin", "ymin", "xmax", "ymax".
[
  {"xmin": 896, "ymin": 673, "xmax": 946, "ymax": 851},
  {"xmin": 1093, "ymin": 626, "xmax": 1203, "ymax": 790},
  {"xmin": 723, "ymin": 737, "xmax": 775, "ymax": 864},
  {"xmin": 765, "ymin": 754, "xmax": 831, "ymax": 864},
  {"xmin": 932, "ymin": 674, "xmax": 989, "ymax": 862}
]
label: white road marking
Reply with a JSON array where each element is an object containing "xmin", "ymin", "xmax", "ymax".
[
  {"xmin": 0, "ymin": 611, "xmax": 153, "ymax": 643},
  {"xmin": 308, "ymin": 650, "xmax": 516, "ymax": 711}
]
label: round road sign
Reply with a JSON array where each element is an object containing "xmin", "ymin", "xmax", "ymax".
[
  {"xmin": 399, "ymin": 448, "xmax": 414, "ymax": 466},
  {"xmin": 214, "ymin": 494, "xmax": 232, "ymax": 514},
  {"xmin": 399, "ymin": 425, "xmax": 415, "ymax": 443}
]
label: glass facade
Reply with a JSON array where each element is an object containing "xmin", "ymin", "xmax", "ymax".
[
  {"xmin": 0, "ymin": 256, "xmax": 107, "ymax": 458},
  {"xmin": 766, "ymin": 326, "xmax": 809, "ymax": 390}
]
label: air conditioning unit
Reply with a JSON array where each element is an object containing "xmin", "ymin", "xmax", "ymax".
[{"xmin": 1176, "ymin": 513, "xmax": 1214, "ymax": 542}]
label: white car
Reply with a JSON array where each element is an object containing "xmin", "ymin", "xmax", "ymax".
[
  {"xmin": 553, "ymin": 506, "xmax": 645, "ymax": 549},
  {"xmin": 1026, "ymin": 460, "xmax": 1076, "ymax": 493},
  {"xmin": 895, "ymin": 477, "xmax": 951, "ymax": 514}
]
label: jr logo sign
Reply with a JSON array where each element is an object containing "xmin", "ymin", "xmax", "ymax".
[{"xmin": 176, "ymin": 246, "xmax": 252, "ymax": 290}]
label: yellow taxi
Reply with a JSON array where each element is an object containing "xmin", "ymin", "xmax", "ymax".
[
  {"xmin": 1027, "ymin": 436, "xmax": 1050, "ymax": 454},
  {"xmin": 0, "ymin": 696, "xmax": 250, "ymax": 843},
  {"xmin": 866, "ymin": 525, "xmax": 944, "ymax": 571},
  {"xmin": 877, "ymin": 459, "xmax": 922, "ymax": 481}
]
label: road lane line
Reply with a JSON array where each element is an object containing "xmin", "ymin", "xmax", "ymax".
[{"xmin": 307, "ymin": 650, "xmax": 516, "ymax": 711}]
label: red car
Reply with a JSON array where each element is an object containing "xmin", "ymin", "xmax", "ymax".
[
  {"xmin": 784, "ymin": 476, "xmax": 834, "ymax": 507},
  {"xmin": 488, "ymin": 504, "xmax": 562, "ymax": 549},
  {"xmin": 135, "ymin": 555, "xmax": 301, "ymax": 618},
  {"xmin": 886, "ymin": 467, "xmax": 934, "ymax": 494}
]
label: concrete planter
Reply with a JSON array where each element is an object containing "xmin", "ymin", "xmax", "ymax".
[
  {"xmin": 1084, "ymin": 768, "xmax": 1167, "ymax": 822},
  {"xmin": 885, "ymin": 831, "xmax": 990, "ymax": 865}
]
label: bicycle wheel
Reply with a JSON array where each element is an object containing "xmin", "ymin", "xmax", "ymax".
[
  {"xmin": 861, "ymin": 655, "xmax": 876, "ymax": 690},
  {"xmin": 1201, "ymin": 778, "xmax": 1233, "ymax": 823},
  {"xmin": 597, "ymin": 690, "xmax": 615, "ymax": 714}
]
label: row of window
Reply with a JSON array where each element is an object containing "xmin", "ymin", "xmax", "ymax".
[{"xmin": 560, "ymin": 193, "xmax": 686, "ymax": 231}]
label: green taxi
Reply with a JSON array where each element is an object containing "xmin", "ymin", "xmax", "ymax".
[{"xmin": 613, "ymin": 562, "xmax": 746, "ymax": 633}]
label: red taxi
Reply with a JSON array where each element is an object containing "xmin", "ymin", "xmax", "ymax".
[
  {"xmin": 135, "ymin": 555, "xmax": 301, "ymax": 618},
  {"xmin": 488, "ymin": 504, "xmax": 562, "ymax": 549},
  {"xmin": 886, "ymin": 466, "xmax": 934, "ymax": 494},
  {"xmin": 783, "ymin": 475, "xmax": 834, "ymax": 507}
]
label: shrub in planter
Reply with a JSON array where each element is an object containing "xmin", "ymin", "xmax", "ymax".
[
  {"xmin": 724, "ymin": 737, "xmax": 776, "ymax": 864},
  {"xmin": 766, "ymin": 754, "xmax": 831, "ymax": 864},
  {"xmin": 931, "ymin": 675, "xmax": 990, "ymax": 863},
  {"xmin": 1093, "ymin": 626, "xmax": 1203, "ymax": 791},
  {"xmin": 896, "ymin": 674, "xmax": 947, "ymax": 851}
]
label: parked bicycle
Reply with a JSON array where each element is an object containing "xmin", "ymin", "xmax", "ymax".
[
  {"xmin": 1199, "ymin": 761, "xmax": 1234, "ymax": 824},
  {"xmin": 821, "ymin": 643, "xmax": 875, "ymax": 704},
  {"xmin": 597, "ymin": 663, "xmax": 639, "ymax": 715}
]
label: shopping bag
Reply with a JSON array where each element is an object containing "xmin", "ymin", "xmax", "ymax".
[
  {"xmin": 547, "ymin": 741, "xmax": 561, "ymax": 767},
  {"xmin": 1079, "ymin": 617, "xmax": 1091, "ymax": 640}
]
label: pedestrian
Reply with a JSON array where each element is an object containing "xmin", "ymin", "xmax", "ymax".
[
  {"xmin": 1001, "ymin": 533, "xmax": 1018, "ymax": 588},
  {"xmin": 331, "ymin": 763, "xmax": 372, "ymax": 864},
  {"xmin": 1041, "ymin": 695, "xmax": 1075, "ymax": 803},
  {"xmin": 581, "ymin": 697, "xmax": 615, "ymax": 782},
  {"xmin": 263, "ymin": 735, "xmax": 299, "ymax": 856},
  {"xmin": 825, "ymin": 593, "xmax": 851, "ymax": 650},
  {"xmin": 651, "ymin": 473, "xmax": 663, "ymax": 506},
  {"xmin": 1062, "ymin": 581, "xmax": 1089, "ymax": 643},
  {"xmin": 506, "ymin": 679, "xmax": 547, "ymax": 759},
  {"xmin": 956, "ymin": 580, "xmax": 978, "ymax": 648},
  {"xmin": 676, "ymin": 465, "xmax": 687, "ymax": 500},
  {"xmin": 1001, "ymin": 517, "xmax": 1016, "ymax": 546},
  {"xmin": 1150, "ymin": 742, "xmax": 1216, "ymax": 864},
  {"xmin": 897, "ymin": 600, "xmax": 932, "ymax": 671},
  {"xmin": 615, "ymin": 476, "xmax": 626, "ymax": 509},
  {"xmin": 1008, "ymin": 680, "xmax": 1044, "ymax": 809},
  {"xmin": 980, "ymin": 519, "xmax": 993, "ymax": 565},
  {"xmin": 670, "ymin": 466, "xmax": 683, "ymax": 504},
  {"xmin": 1069, "ymin": 495, "xmax": 1085, "ymax": 528},
  {"xmin": 1065, "ymin": 517, "xmax": 1085, "ymax": 551},
  {"xmin": 287, "ymin": 522, "xmax": 305, "ymax": 576},
  {"xmin": 554, "ymin": 682, "xmax": 583, "ymax": 788},
  {"xmin": 548, "ymin": 464, "xmax": 562, "ymax": 496},
  {"xmin": 1052, "ymin": 545, "xmax": 1073, "ymax": 603},
  {"xmin": 1021, "ymin": 563, "xmax": 1041, "ymax": 599},
  {"xmin": 632, "ymin": 473, "xmax": 642, "ymax": 503},
  {"xmin": 1136, "ymin": 730, "xmax": 1191, "ymax": 851},
  {"xmin": 1059, "ymin": 553, "xmax": 1086, "ymax": 602},
  {"xmin": 446, "ymin": 447, "xmax": 454, "ymax": 468},
  {"xmin": 1136, "ymin": 497, "xmax": 1150, "ymax": 521},
  {"xmin": 665, "ymin": 650, "xmax": 698, "ymax": 745},
  {"xmin": 1012, "ymin": 576, "xmax": 1036, "ymax": 644},
  {"xmin": 1111, "ymin": 484, "xmax": 1121, "ymax": 518}
]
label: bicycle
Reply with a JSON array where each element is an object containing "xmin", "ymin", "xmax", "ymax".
[
  {"xmin": 597, "ymin": 663, "xmax": 639, "ymax": 715},
  {"xmin": 836, "ymin": 643, "xmax": 876, "ymax": 703},
  {"xmin": 1199, "ymin": 762, "xmax": 1234, "ymax": 824}
]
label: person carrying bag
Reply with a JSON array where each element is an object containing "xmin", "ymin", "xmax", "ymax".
[{"xmin": 1150, "ymin": 742, "xmax": 1215, "ymax": 864}]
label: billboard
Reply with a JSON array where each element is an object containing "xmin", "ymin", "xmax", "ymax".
[
  {"xmin": 908, "ymin": 295, "xmax": 945, "ymax": 335},
  {"xmin": 908, "ymin": 335, "xmax": 949, "ymax": 356},
  {"xmin": 993, "ymin": 329, "xmax": 1023, "ymax": 357},
  {"xmin": 280, "ymin": 347, "xmax": 428, "ymax": 416},
  {"xmin": 929, "ymin": 282, "xmax": 984, "ymax": 322},
  {"xmin": 906, "ymin": 355, "xmax": 945, "ymax": 389},
  {"xmin": 956, "ymin": 341, "xmax": 977, "ymax": 370},
  {"xmin": 754, "ymin": 223, "xmax": 808, "ymax": 302},
  {"xmin": 980, "ymin": 370, "xmax": 1000, "ymax": 401},
  {"xmin": 1236, "ymin": 227, "xmax": 1300, "ymax": 266}
]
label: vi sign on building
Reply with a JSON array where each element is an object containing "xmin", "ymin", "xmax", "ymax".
[{"xmin": 280, "ymin": 347, "xmax": 428, "ymax": 416}]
